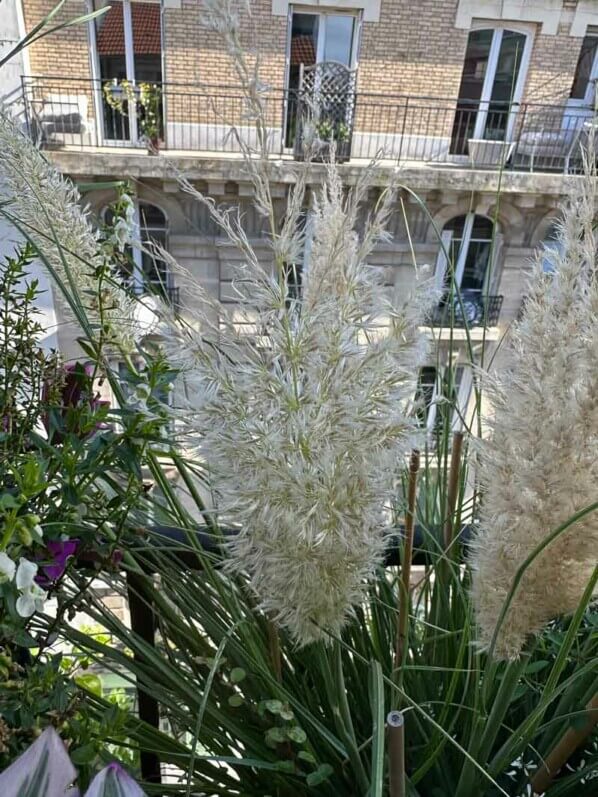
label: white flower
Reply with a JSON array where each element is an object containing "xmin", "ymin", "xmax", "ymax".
[
  {"xmin": 122, "ymin": 192, "xmax": 136, "ymax": 223},
  {"xmin": 15, "ymin": 558, "xmax": 38, "ymax": 590},
  {"xmin": 113, "ymin": 217, "xmax": 133, "ymax": 252},
  {"xmin": 134, "ymin": 383, "xmax": 151, "ymax": 401},
  {"xmin": 0, "ymin": 552, "xmax": 16, "ymax": 582},
  {"xmin": 15, "ymin": 558, "xmax": 47, "ymax": 617},
  {"xmin": 16, "ymin": 583, "xmax": 46, "ymax": 617}
]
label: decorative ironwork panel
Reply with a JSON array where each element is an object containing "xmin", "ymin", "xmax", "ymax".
[{"xmin": 293, "ymin": 62, "xmax": 357, "ymax": 162}]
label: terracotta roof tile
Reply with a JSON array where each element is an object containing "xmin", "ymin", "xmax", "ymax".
[
  {"xmin": 97, "ymin": 4, "xmax": 161, "ymax": 56},
  {"xmin": 291, "ymin": 35, "xmax": 316, "ymax": 66}
]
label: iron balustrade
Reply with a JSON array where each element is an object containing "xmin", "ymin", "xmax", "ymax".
[
  {"xmin": 20, "ymin": 76, "xmax": 595, "ymax": 175},
  {"xmin": 431, "ymin": 292, "xmax": 504, "ymax": 328}
]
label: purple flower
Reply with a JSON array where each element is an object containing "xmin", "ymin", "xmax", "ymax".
[
  {"xmin": 42, "ymin": 362, "xmax": 109, "ymax": 441},
  {"xmin": 36, "ymin": 539, "xmax": 79, "ymax": 586}
]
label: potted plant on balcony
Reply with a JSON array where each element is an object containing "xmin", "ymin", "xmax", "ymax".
[
  {"xmin": 467, "ymin": 130, "xmax": 515, "ymax": 168},
  {"xmin": 138, "ymin": 83, "xmax": 162, "ymax": 153},
  {"xmin": 103, "ymin": 80, "xmax": 162, "ymax": 154},
  {"xmin": 312, "ymin": 117, "xmax": 351, "ymax": 162}
]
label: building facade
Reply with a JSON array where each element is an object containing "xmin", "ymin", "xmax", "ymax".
[{"xmin": 7, "ymin": 0, "xmax": 598, "ymax": 436}]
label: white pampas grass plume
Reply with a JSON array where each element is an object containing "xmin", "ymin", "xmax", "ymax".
[
  {"xmin": 469, "ymin": 160, "xmax": 598, "ymax": 659},
  {"xmin": 0, "ymin": 113, "xmax": 137, "ymax": 349},
  {"xmin": 160, "ymin": 153, "xmax": 437, "ymax": 645}
]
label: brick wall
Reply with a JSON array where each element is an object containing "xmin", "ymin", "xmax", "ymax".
[
  {"xmin": 358, "ymin": 0, "xmax": 467, "ymax": 98},
  {"xmin": 22, "ymin": 0, "xmax": 91, "ymax": 79},
  {"xmin": 163, "ymin": 0, "xmax": 286, "ymax": 88},
  {"xmin": 162, "ymin": 0, "xmax": 287, "ymax": 133},
  {"xmin": 523, "ymin": 26, "xmax": 582, "ymax": 105},
  {"xmin": 19, "ymin": 0, "xmax": 596, "ymax": 152}
]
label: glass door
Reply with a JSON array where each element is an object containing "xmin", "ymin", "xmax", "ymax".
[
  {"xmin": 91, "ymin": 0, "xmax": 162, "ymax": 144},
  {"xmin": 450, "ymin": 28, "xmax": 529, "ymax": 155},
  {"xmin": 284, "ymin": 11, "xmax": 358, "ymax": 148}
]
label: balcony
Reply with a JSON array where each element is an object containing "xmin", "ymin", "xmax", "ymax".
[
  {"xmin": 19, "ymin": 76, "xmax": 595, "ymax": 176},
  {"xmin": 431, "ymin": 292, "xmax": 503, "ymax": 328}
]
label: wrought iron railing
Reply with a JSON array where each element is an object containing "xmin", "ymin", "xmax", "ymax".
[
  {"xmin": 19, "ymin": 76, "xmax": 595, "ymax": 175},
  {"xmin": 431, "ymin": 292, "xmax": 503, "ymax": 328}
]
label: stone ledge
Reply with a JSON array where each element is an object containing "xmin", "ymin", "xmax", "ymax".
[{"xmin": 46, "ymin": 149, "xmax": 581, "ymax": 197}]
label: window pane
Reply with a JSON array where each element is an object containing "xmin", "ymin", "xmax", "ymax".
[
  {"xmin": 457, "ymin": 29, "xmax": 494, "ymax": 104},
  {"xmin": 541, "ymin": 222, "xmax": 563, "ymax": 274},
  {"xmin": 131, "ymin": 2, "xmax": 162, "ymax": 83},
  {"xmin": 570, "ymin": 35, "xmax": 598, "ymax": 100},
  {"xmin": 323, "ymin": 15, "xmax": 355, "ymax": 65},
  {"xmin": 461, "ymin": 239, "xmax": 492, "ymax": 291},
  {"xmin": 139, "ymin": 202, "xmax": 166, "ymax": 228},
  {"xmin": 450, "ymin": 29, "xmax": 493, "ymax": 153},
  {"xmin": 289, "ymin": 14, "xmax": 318, "ymax": 82},
  {"xmin": 484, "ymin": 30, "xmax": 526, "ymax": 140},
  {"xmin": 435, "ymin": 367, "xmax": 464, "ymax": 436},
  {"xmin": 137, "ymin": 203, "xmax": 168, "ymax": 291},
  {"xmin": 94, "ymin": 0, "xmax": 126, "ymax": 81},
  {"xmin": 489, "ymin": 31, "xmax": 526, "ymax": 104},
  {"xmin": 444, "ymin": 215, "xmax": 493, "ymax": 292}
]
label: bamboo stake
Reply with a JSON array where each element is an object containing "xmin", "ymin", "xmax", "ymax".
[
  {"xmin": 388, "ymin": 711, "xmax": 406, "ymax": 797},
  {"xmin": 530, "ymin": 692, "xmax": 598, "ymax": 794},
  {"xmin": 396, "ymin": 450, "xmax": 420, "ymax": 671},
  {"xmin": 443, "ymin": 431, "xmax": 464, "ymax": 551},
  {"xmin": 389, "ymin": 452, "xmax": 419, "ymax": 797}
]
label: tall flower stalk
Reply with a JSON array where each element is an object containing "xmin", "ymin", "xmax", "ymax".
[
  {"xmin": 155, "ymin": 2, "xmax": 438, "ymax": 646},
  {"xmin": 0, "ymin": 113, "xmax": 137, "ymax": 350},
  {"xmin": 469, "ymin": 154, "xmax": 598, "ymax": 659}
]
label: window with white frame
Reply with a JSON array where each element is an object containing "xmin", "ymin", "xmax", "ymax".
[
  {"xmin": 569, "ymin": 34, "xmax": 598, "ymax": 105},
  {"xmin": 415, "ymin": 365, "xmax": 471, "ymax": 441},
  {"xmin": 90, "ymin": 0, "xmax": 163, "ymax": 142},
  {"xmin": 284, "ymin": 8, "xmax": 361, "ymax": 147},
  {"xmin": 450, "ymin": 27, "xmax": 531, "ymax": 155},
  {"xmin": 434, "ymin": 214, "xmax": 498, "ymax": 325}
]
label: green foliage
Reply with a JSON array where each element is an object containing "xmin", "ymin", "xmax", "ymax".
[{"xmin": 1, "ymin": 69, "xmax": 597, "ymax": 797}]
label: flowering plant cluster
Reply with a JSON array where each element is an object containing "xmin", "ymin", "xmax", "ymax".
[
  {"xmin": 103, "ymin": 79, "xmax": 162, "ymax": 144},
  {"xmin": 104, "ymin": 186, "xmax": 137, "ymax": 254}
]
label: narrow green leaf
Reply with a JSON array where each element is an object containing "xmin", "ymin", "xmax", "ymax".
[{"xmin": 369, "ymin": 660, "xmax": 385, "ymax": 797}]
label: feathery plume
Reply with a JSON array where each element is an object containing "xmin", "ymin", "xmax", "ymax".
[
  {"xmin": 150, "ymin": 0, "xmax": 439, "ymax": 646},
  {"xmin": 160, "ymin": 158, "xmax": 436, "ymax": 645},
  {"xmin": 0, "ymin": 113, "xmax": 137, "ymax": 350},
  {"xmin": 469, "ymin": 155, "xmax": 598, "ymax": 659}
]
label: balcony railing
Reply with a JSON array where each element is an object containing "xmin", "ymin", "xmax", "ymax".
[
  {"xmin": 19, "ymin": 76, "xmax": 595, "ymax": 175},
  {"xmin": 431, "ymin": 292, "xmax": 503, "ymax": 328}
]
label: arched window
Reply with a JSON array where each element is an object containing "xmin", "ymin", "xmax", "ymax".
[
  {"xmin": 451, "ymin": 27, "xmax": 531, "ymax": 155},
  {"xmin": 138, "ymin": 201, "xmax": 170, "ymax": 297},
  {"xmin": 434, "ymin": 214, "xmax": 498, "ymax": 326},
  {"xmin": 540, "ymin": 222, "xmax": 563, "ymax": 274},
  {"xmin": 441, "ymin": 214, "xmax": 494, "ymax": 292}
]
